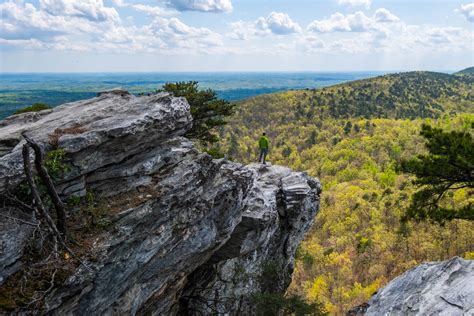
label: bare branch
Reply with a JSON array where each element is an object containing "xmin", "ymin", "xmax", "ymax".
[
  {"xmin": 0, "ymin": 212, "xmax": 38, "ymax": 226},
  {"xmin": 22, "ymin": 132, "xmax": 67, "ymax": 237}
]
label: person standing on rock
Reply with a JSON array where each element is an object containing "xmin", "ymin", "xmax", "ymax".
[{"xmin": 258, "ymin": 132, "xmax": 270, "ymax": 164}]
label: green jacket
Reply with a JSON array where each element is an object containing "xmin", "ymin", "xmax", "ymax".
[{"xmin": 258, "ymin": 136, "xmax": 269, "ymax": 149}]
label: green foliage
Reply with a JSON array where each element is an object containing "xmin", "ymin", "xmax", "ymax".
[
  {"xmin": 258, "ymin": 261, "xmax": 281, "ymax": 292},
  {"xmin": 13, "ymin": 181, "xmax": 32, "ymax": 203},
  {"xmin": 227, "ymin": 72, "xmax": 472, "ymax": 126},
  {"xmin": 296, "ymin": 249, "xmax": 315, "ymax": 268},
  {"xmin": 399, "ymin": 124, "xmax": 474, "ymax": 222},
  {"xmin": 161, "ymin": 81, "xmax": 234, "ymax": 145},
  {"xmin": 306, "ymin": 130, "xmax": 318, "ymax": 146},
  {"xmin": 465, "ymin": 251, "xmax": 474, "ymax": 260},
  {"xmin": 67, "ymin": 195, "xmax": 81, "ymax": 207},
  {"xmin": 282, "ymin": 146, "xmax": 292, "ymax": 158},
  {"xmin": 44, "ymin": 149, "xmax": 70, "ymax": 179},
  {"xmin": 83, "ymin": 190, "xmax": 111, "ymax": 228},
  {"xmin": 13, "ymin": 103, "xmax": 51, "ymax": 115},
  {"xmin": 379, "ymin": 167, "xmax": 397, "ymax": 188},
  {"xmin": 454, "ymin": 66, "xmax": 474, "ymax": 77},
  {"xmin": 251, "ymin": 293, "xmax": 327, "ymax": 316},
  {"xmin": 13, "ymin": 149, "xmax": 69, "ymax": 203},
  {"xmin": 233, "ymin": 263, "xmax": 251, "ymax": 284},
  {"xmin": 227, "ymin": 133, "xmax": 239, "ymax": 158},
  {"xmin": 205, "ymin": 147, "xmax": 225, "ymax": 159},
  {"xmin": 344, "ymin": 121, "xmax": 352, "ymax": 135},
  {"xmin": 357, "ymin": 237, "xmax": 372, "ymax": 253}
]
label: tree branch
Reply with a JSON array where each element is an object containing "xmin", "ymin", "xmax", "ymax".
[{"xmin": 22, "ymin": 132, "xmax": 68, "ymax": 237}]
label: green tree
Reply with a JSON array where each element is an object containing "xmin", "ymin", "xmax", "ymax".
[
  {"xmin": 400, "ymin": 124, "xmax": 474, "ymax": 222},
  {"xmin": 306, "ymin": 130, "xmax": 318, "ymax": 147},
  {"xmin": 227, "ymin": 133, "xmax": 239, "ymax": 159},
  {"xmin": 162, "ymin": 81, "xmax": 234, "ymax": 145},
  {"xmin": 344, "ymin": 121, "xmax": 352, "ymax": 135}
]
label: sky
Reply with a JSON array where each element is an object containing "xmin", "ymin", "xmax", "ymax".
[{"xmin": 0, "ymin": 0, "xmax": 473, "ymax": 72}]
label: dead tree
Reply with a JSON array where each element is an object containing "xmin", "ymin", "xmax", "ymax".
[
  {"xmin": 21, "ymin": 135, "xmax": 92, "ymax": 271},
  {"xmin": 22, "ymin": 132, "xmax": 67, "ymax": 237}
]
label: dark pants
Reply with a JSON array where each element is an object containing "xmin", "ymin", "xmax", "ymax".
[{"xmin": 258, "ymin": 148, "xmax": 268, "ymax": 163}]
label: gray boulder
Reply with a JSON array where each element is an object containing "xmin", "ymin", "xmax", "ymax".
[{"xmin": 364, "ymin": 257, "xmax": 474, "ymax": 315}]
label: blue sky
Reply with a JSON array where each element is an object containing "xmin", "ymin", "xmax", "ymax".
[{"xmin": 0, "ymin": 0, "xmax": 473, "ymax": 72}]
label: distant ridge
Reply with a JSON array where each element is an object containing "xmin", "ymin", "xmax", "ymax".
[
  {"xmin": 233, "ymin": 70, "xmax": 473, "ymax": 122},
  {"xmin": 454, "ymin": 66, "xmax": 474, "ymax": 76}
]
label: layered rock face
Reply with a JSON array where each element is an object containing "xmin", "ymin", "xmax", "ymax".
[
  {"xmin": 0, "ymin": 91, "xmax": 321, "ymax": 315},
  {"xmin": 362, "ymin": 257, "xmax": 474, "ymax": 315}
]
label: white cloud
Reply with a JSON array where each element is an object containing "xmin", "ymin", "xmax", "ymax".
[
  {"xmin": 110, "ymin": 0, "xmax": 175, "ymax": 17},
  {"xmin": 39, "ymin": 0, "xmax": 119, "ymax": 22},
  {"xmin": 299, "ymin": 35, "xmax": 325, "ymax": 53},
  {"xmin": 148, "ymin": 17, "xmax": 223, "ymax": 49},
  {"xmin": 307, "ymin": 9, "xmax": 399, "ymax": 33},
  {"xmin": 131, "ymin": 4, "xmax": 175, "ymax": 16},
  {"xmin": 459, "ymin": 3, "xmax": 474, "ymax": 22},
  {"xmin": 228, "ymin": 12, "xmax": 301, "ymax": 39},
  {"xmin": 0, "ymin": 1, "xmax": 105, "ymax": 40},
  {"xmin": 0, "ymin": 0, "xmax": 472, "ymax": 61},
  {"xmin": 111, "ymin": 0, "xmax": 127, "ymax": 7},
  {"xmin": 0, "ymin": 0, "xmax": 222, "ymax": 54},
  {"xmin": 374, "ymin": 8, "xmax": 400, "ymax": 23},
  {"xmin": 416, "ymin": 26, "xmax": 467, "ymax": 45},
  {"xmin": 367, "ymin": 24, "xmax": 471, "ymax": 53},
  {"xmin": 256, "ymin": 12, "xmax": 302, "ymax": 34},
  {"xmin": 166, "ymin": 0, "xmax": 233, "ymax": 13},
  {"xmin": 337, "ymin": 0, "xmax": 371, "ymax": 9},
  {"xmin": 227, "ymin": 21, "xmax": 255, "ymax": 40},
  {"xmin": 302, "ymin": 7, "xmax": 473, "ymax": 55},
  {"xmin": 307, "ymin": 11, "xmax": 373, "ymax": 32}
]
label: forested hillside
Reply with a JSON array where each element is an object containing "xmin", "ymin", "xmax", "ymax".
[
  {"xmin": 232, "ymin": 71, "xmax": 472, "ymax": 123},
  {"xmin": 218, "ymin": 71, "xmax": 474, "ymax": 314},
  {"xmin": 455, "ymin": 67, "xmax": 474, "ymax": 78}
]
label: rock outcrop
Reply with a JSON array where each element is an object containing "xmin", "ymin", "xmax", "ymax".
[
  {"xmin": 0, "ymin": 91, "xmax": 321, "ymax": 314},
  {"xmin": 362, "ymin": 257, "xmax": 474, "ymax": 315}
]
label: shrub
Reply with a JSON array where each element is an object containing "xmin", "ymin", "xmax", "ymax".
[
  {"xmin": 44, "ymin": 149, "xmax": 70, "ymax": 179},
  {"xmin": 205, "ymin": 147, "xmax": 225, "ymax": 159},
  {"xmin": 14, "ymin": 103, "xmax": 51, "ymax": 115}
]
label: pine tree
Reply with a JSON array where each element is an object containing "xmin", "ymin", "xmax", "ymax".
[
  {"xmin": 161, "ymin": 81, "xmax": 234, "ymax": 145},
  {"xmin": 400, "ymin": 124, "xmax": 474, "ymax": 222}
]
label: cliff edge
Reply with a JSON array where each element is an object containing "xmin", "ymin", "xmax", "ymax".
[{"xmin": 0, "ymin": 91, "xmax": 321, "ymax": 314}]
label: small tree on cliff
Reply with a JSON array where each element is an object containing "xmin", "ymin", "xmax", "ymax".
[
  {"xmin": 399, "ymin": 124, "xmax": 473, "ymax": 222},
  {"xmin": 161, "ymin": 81, "xmax": 234, "ymax": 145}
]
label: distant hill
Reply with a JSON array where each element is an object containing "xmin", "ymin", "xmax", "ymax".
[
  {"xmin": 232, "ymin": 71, "xmax": 473, "ymax": 126},
  {"xmin": 454, "ymin": 67, "xmax": 474, "ymax": 77}
]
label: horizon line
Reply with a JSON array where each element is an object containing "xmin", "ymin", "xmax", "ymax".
[{"xmin": 0, "ymin": 69, "xmax": 462, "ymax": 75}]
